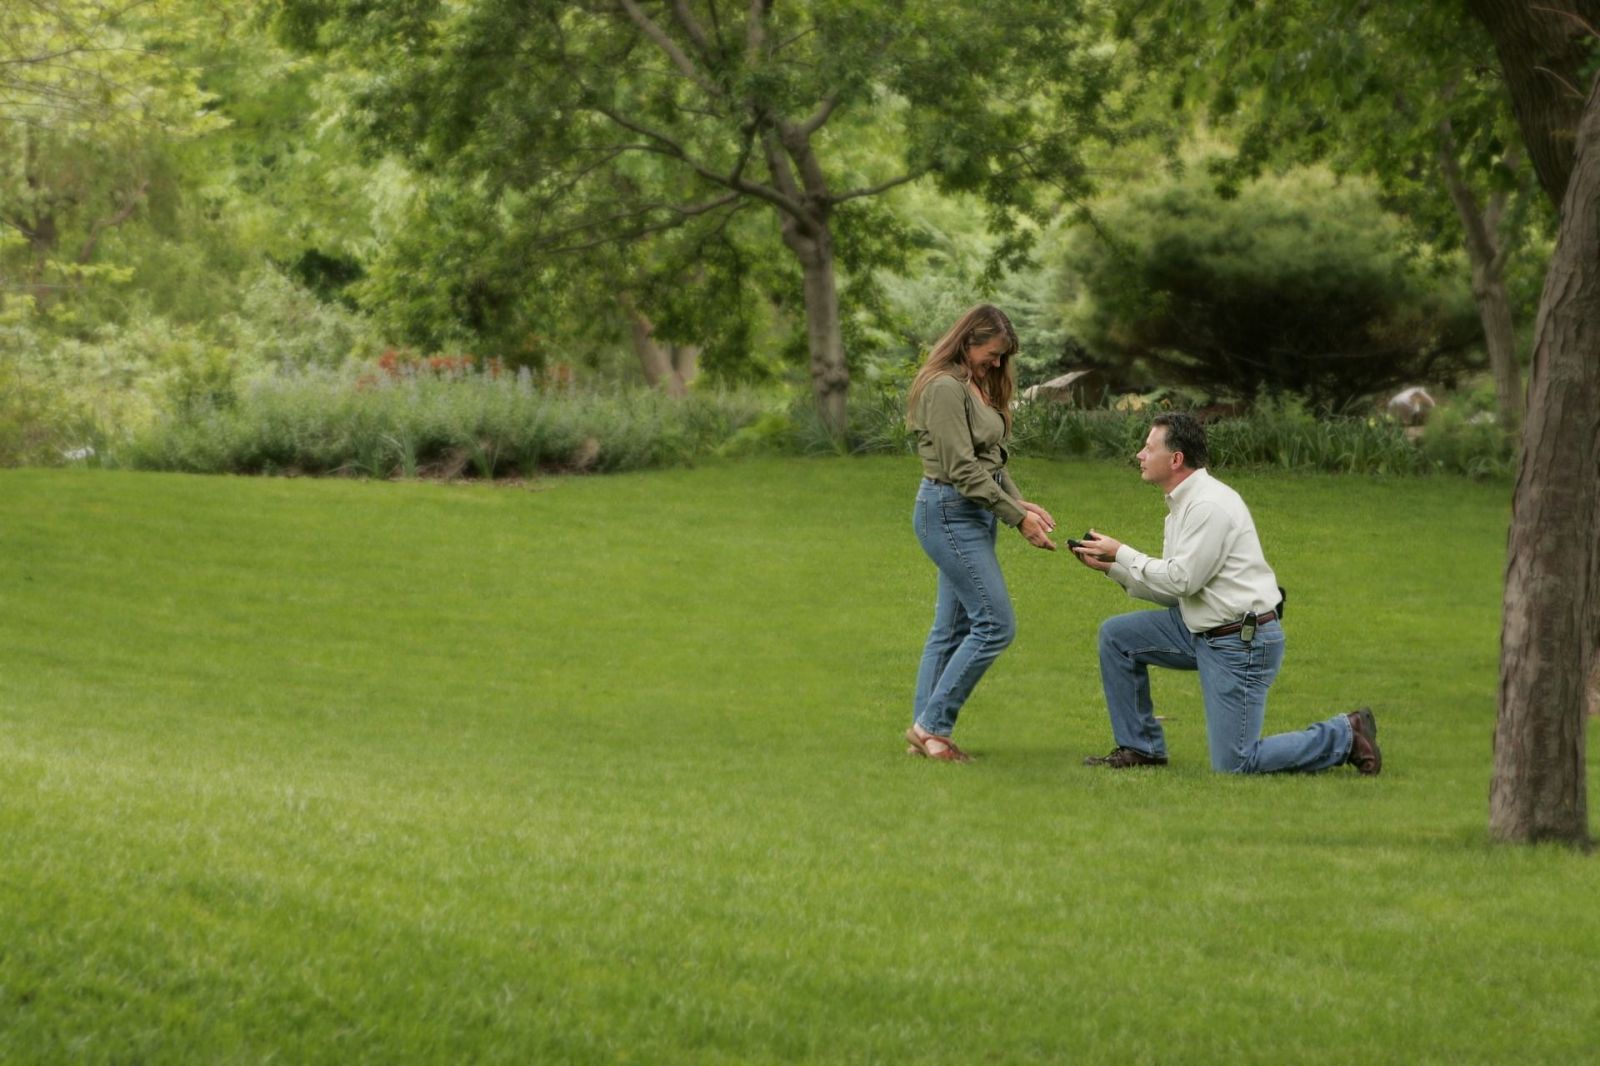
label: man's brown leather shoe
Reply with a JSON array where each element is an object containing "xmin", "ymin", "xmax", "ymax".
[
  {"xmin": 1083, "ymin": 746, "xmax": 1168, "ymax": 768},
  {"xmin": 1346, "ymin": 707, "xmax": 1382, "ymax": 776}
]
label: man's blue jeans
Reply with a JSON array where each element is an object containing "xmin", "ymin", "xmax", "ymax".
[
  {"xmin": 1098, "ymin": 606, "xmax": 1352, "ymax": 773},
  {"xmin": 912, "ymin": 479, "xmax": 1016, "ymax": 737}
]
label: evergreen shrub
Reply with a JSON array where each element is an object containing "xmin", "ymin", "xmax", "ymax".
[{"xmin": 1060, "ymin": 168, "xmax": 1482, "ymax": 407}]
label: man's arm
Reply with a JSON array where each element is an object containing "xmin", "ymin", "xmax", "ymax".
[
  {"xmin": 1072, "ymin": 536, "xmax": 1181, "ymax": 606},
  {"xmin": 1115, "ymin": 502, "xmax": 1231, "ymax": 598},
  {"xmin": 1107, "ymin": 558, "xmax": 1181, "ymax": 606}
]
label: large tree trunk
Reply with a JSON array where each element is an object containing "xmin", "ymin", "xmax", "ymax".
[
  {"xmin": 1476, "ymin": 270, "xmax": 1523, "ymax": 428},
  {"xmin": 623, "ymin": 300, "xmax": 690, "ymax": 398},
  {"xmin": 780, "ymin": 217, "xmax": 848, "ymax": 435},
  {"xmin": 670, "ymin": 343, "xmax": 700, "ymax": 388},
  {"xmin": 1488, "ymin": 78, "xmax": 1600, "ymax": 847},
  {"xmin": 760, "ymin": 117, "xmax": 850, "ymax": 436},
  {"xmin": 1460, "ymin": 233, "xmax": 1523, "ymax": 430}
]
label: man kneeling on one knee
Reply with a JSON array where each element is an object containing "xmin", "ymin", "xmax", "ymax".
[{"xmin": 1072, "ymin": 413, "xmax": 1381, "ymax": 775}]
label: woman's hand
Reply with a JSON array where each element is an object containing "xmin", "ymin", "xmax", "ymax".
[
  {"xmin": 1020, "ymin": 500, "xmax": 1056, "ymax": 531},
  {"xmin": 1019, "ymin": 511, "xmax": 1057, "ymax": 551}
]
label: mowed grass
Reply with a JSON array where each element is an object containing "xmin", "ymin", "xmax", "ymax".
[{"xmin": 1, "ymin": 457, "xmax": 1595, "ymax": 1064}]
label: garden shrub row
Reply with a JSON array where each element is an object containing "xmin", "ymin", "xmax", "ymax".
[
  {"xmin": 101, "ymin": 369, "xmax": 1517, "ymax": 480},
  {"xmin": 116, "ymin": 370, "xmax": 769, "ymax": 478}
]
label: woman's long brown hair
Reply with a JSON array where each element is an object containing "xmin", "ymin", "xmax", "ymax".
[{"xmin": 906, "ymin": 304, "xmax": 1019, "ymax": 433}]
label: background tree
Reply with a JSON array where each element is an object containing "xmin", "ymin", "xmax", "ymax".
[
  {"xmin": 1145, "ymin": 0, "xmax": 1548, "ymax": 427},
  {"xmin": 1466, "ymin": 0, "xmax": 1600, "ymax": 847},
  {"xmin": 348, "ymin": 151, "xmax": 788, "ymax": 390},
  {"xmin": 274, "ymin": 0, "xmax": 1126, "ymax": 431},
  {"xmin": 0, "ymin": 0, "xmax": 223, "ymax": 307},
  {"xmin": 2, "ymin": 1, "xmax": 391, "ymax": 458}
]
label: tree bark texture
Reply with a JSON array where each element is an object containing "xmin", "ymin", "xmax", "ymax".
[
  {"xmin": 1466, "ymin": 0, "xmax": 1600, "ymax": 207},
  {"xmin": 1489, "ymin": 78, "xmax": 1600, "ymax": 847}
]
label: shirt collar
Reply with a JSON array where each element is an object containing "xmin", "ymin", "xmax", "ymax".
[{"xmin": 1165, "ymin": 467, "xmax": 1210, "ymax": 511}]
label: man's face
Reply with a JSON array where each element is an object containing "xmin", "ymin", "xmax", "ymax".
[{"xmin": 1136, "ymin": 425, "xmax": 1179, "ymax": 485}]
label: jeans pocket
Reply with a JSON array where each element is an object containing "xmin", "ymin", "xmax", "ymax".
[
  {"xmin": 940, "ymin": 492, "xmax": 985, "ymax": 522},
  {"xmin": 1203, "ymin": 633, "xmax": 1254, "ymax": 664}
]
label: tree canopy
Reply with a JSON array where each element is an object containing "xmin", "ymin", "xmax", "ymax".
[{"xmin": 273, "ymin": 0, "xmax": 1130, "ymax": 429}]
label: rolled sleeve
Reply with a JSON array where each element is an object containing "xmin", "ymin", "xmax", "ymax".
[
  {"xmin": 1108, "ymin": 558, "xmax": 1181, "ymax": 606},
  {"xmin": 997, "ymin": 466, "xmax": 1022, "ymax": 502}
]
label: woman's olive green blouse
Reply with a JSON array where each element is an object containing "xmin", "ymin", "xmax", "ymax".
[{"xmin": 912, "ymin": 374, "xmax": 1025, "ymax": 527}]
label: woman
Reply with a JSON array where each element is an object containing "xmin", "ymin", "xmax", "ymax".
[{"xmin": 905, "ymin": 304, "xmax": 1056, "ymax": 762}]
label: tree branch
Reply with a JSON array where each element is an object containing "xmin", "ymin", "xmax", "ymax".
[
  {"xmin": 760, "ymin": 129, "xmax": 804, "ymax": 203},
  {"xmin": 1436, "ymin": 120, "xmax": 1497, "ymax": 269},
  {"xmin": 776, "ymin": 120, "xmax": 830, "ymax": 197},
  {"xmin": 705, "ymin": 0, "xmax": 728, "ymax": 54},
  {"xmin": 745, "ymin": 0, "xmax": 769, "ymax": 67},
  {"xmin": 1532, "ymin": 63, "xmax": 1586, "ymax": 100},
  {"xmin": 1530, "ymin": 4, "xmax": 1600, "ymax": 39},
  {"xmin": 1488, "ymin": 142, "xmax": 1527, "ymax": 277},
  {"xmin": 774, "ymin": 27, "xmax": 819, "ymax": 53},
  {"xmin": 519, "ymin": 143, "xmax": 661, "ymax": 211},
  {"xmin": 669, "ymin": 0, "xmax": 718, "ymax": 67},
  {"xmin": 537, "ymin": 194, "xmax": 747, "ymax": 255},
  {"xmin": 831, "ymin": 168, "xmax": 927, "ymax": 205},
  {"xmin": 795, "ymin": 94, "xmax": 839, "ymax": 137},
  {"xmin": 614, "ymin": 0, "xmax": 719, "ymax": 97},
  {"xmin": 587, "ymin": 102, "xmax": 806, "ymax": 216},
  {"xmin": 729, "ymin": 122, "xmax": 758, "ymax": 184},
  {"xmin": 76, "ymin": 179, "xmax": 148, "ymax": 264},
  {"xmin": 0, "ymin": 212, "xmax": 38, "ymax": 241},
  {"xmin": 0, "ymin": 46, "xmax": 101, "ymax": 69}
]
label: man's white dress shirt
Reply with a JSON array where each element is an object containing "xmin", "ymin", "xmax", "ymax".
[{"xmin": 1107, "ymin": 467, "xmax": 1281, "ymax": 633}]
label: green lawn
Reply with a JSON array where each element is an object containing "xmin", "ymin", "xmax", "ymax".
[{"xmin": 1, "ymin": 458, "xmax": 1594, "ymax": 1064}]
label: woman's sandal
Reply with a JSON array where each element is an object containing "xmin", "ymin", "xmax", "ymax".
[{"xmin": 904, "ymin": 726, "xmax": 971, "ymax": 763}]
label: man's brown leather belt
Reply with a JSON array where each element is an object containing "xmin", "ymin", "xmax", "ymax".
[{"xmin": 1203, "ymin": 611, "xmax": 1278, "ymax": 638}]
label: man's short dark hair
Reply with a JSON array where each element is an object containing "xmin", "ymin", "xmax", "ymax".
[{"xmin": 1152, "ymin": 412, "xmax": 1209, "ymax": 470}]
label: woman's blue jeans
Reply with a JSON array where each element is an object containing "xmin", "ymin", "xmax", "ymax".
[
  {"xmin": 912, "ymin": 479, "xmax": 1016, "ymax": 737},
  {"xmin": 1098, "ymin": 606, "xmax": 1352, "ymax": 773}
]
